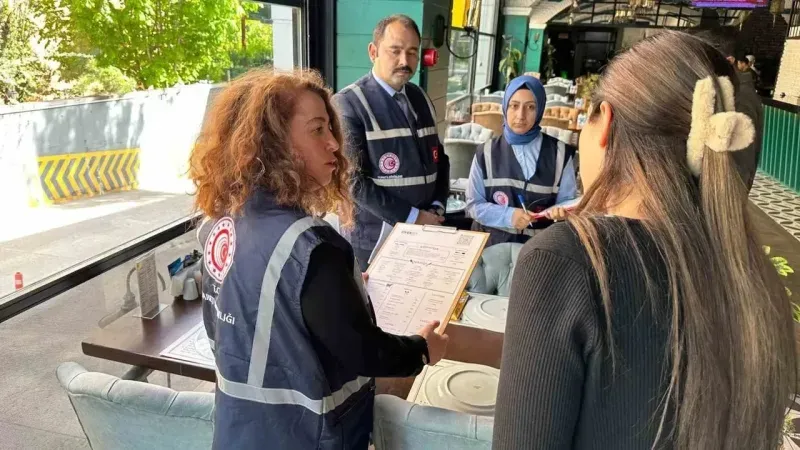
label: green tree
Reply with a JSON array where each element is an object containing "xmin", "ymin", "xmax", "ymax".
[
  {"xmin": 230, "ymin": 19, "xmax": 273, "ymax": 78},
  {"xmin": 35, "ymin": 0, "xmax": 245, "ymax": 89},
  {"xmin": 70, "ymin": 60, "xmax": 137, "ymax": 97},
  {"xmin": 0, "ymin": 0, "xmax": 56, "ymax": 104}
]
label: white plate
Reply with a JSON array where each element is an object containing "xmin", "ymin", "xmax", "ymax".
[
  {"xmin": 446, "ymin": 198, "xmax": 466, "ymax": 214},
  {"xmin": 423, "ymin": 363, "xmax": 500, "ymax": 416},
  {"xmin": 462, "ymin": 295, "xmax": 508, "ymax": 333}
]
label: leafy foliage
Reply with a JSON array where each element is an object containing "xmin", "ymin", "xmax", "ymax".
[
  {"xmin": 229, "ymin": 19, "xmax": 274, "ymax": 78},
  {"xmin": 543, "ymin": 40, "xmax": 556, "ymax": 80},
  {"xmin": 764, "ymin": 246, "xmax": 798, "ymax": 320},
  {"xmin": 34, "ymin": 0, "xmax": 246, "ymax": 89},
  {"xmin": 0, "ymin": 0, "xmax": 57, "ymax": 104},
  {"xmin": 498, "ymin": 45, "xmax": 523, "ymax": 89},
  {"xmin": 69, "ymin": 60, "xmax": 137, "ymax": 97}
]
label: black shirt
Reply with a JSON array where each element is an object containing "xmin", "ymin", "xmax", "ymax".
[
  {"xmin": 493, "ymin": 218, "xmax": 674, "ymax": 450},
  {"xmin": 300, "ymin": 243, "xmax": 427, "ymax": 379}
]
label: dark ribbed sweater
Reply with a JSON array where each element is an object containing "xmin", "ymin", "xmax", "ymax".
[{"xmin": 493, "ymin": 218, "xmax": 675, "ymax": 450}]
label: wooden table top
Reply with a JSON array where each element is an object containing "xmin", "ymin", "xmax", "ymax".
[
  {"xmin": 82, "ymin": 298, "xmax": 215, "ymax": 382},
  {"xmin": 82, "ymin": 298, "xmax": 505, "ymax": 398}
]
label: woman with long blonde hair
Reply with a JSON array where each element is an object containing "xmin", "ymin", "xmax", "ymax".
[
  {"xmin": 493, "ymin": 31, "xmax": 795, "ymax": 449},
  {"xmin": 189, "ymin": 69, "xmax": 447, "ymax": 450}
]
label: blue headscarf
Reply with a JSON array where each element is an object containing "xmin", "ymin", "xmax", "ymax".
[{"xmin": 502, "ymin": 75, "xmax": 547, "ymax": 145}]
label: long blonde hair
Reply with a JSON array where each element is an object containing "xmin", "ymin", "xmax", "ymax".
[{"xmin": 570, "ymin": 30, "xmax": 795, "ymax": 449}]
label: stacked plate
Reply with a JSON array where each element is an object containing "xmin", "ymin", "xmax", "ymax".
[
  {"xmin": 457, "ymin": 293, "xmax": 508, "ymax": 333},
  {"xmin": 407, "ymin": 359, "xmax": 500, "ymax": 416},
  {"xmin": 446, "ymin": 197, "xmax": 467, "ymax": 214}
]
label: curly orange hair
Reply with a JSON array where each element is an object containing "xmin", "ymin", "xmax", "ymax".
[{"xmin": 189, "ymin": 69, "xmax": 354, "ymax": 226}]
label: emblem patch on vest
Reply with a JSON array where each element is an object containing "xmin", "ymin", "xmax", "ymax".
[
  {"xmin": 493, "ymin": 191, "xmax": 509, "ymax": 206},
  {"xmin": 378, "ymin": 152, "xmax": 400, "ymax": 174},
  {"xmin": 204, "ymin": 217, "xmax": 236, "ymax": 283},
  {"xmin": 432, "ymin": 146, "xmax": 439, "ymax": 163}
]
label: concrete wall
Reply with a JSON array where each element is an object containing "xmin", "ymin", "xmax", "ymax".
[
  {"xmin": 0, "ymin": 84, "xmax": 218, "ymax": 207},
  {"xmin": 526, "ymin": 25, "xmax": 546, "ymax": 74},
  {"xmin": 530, "ymin": 0, "xmax": 570, "ymax": 25}
]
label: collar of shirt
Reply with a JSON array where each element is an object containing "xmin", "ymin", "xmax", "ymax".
[
  {"xmin": 510, "ymin": 134, "xmax": 544, "ymax": 180},
  {"xmin": 372, "ymin": 70, "xmax": 406, "ymax": 98}
]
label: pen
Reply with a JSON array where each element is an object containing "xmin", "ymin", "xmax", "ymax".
[
  {"xmin": 517, "ymin": 194, "xmax": 527, "ymax": 214},
  {"xmin": 517, "ymin": 194, "xmax": 533, "ymax": 228}
]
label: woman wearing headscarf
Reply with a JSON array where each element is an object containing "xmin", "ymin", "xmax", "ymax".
[{"xmin": 465, "ymin": 75, "xmax": 578, "ymax": 247}]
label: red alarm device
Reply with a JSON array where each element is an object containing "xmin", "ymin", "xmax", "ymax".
[{"xmin": 422, "ymin": 48, "xmax": 439, "ymax": 67}]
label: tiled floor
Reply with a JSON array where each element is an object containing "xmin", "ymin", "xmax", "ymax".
[
  {"xmin": 749, "ymin": 173, "xmax": 800, "ymax": 450},
  {"xmin": 750, "ymin": 172, "xmax": 800, "ymax": 241},
  {"xmin": 786, "ymin": 400, "xmax": 800, "ymax": 450}
]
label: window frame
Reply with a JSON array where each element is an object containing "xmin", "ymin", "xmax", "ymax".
[{"xmin": 1, "ymin": 0, "xmax": 332, "ymax": 324}]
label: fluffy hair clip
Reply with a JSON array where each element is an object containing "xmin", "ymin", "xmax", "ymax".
[{"xmin": 686, "ymin": 76, "xmax": 755, "ymax": 176}]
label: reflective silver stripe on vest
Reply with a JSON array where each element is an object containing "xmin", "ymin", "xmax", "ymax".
[
  {"xmin": 247, "ymin": 216, "xmax": 323, "ymax": 385},
  {"xmin": 369, "ymin": 172, "xmax": 438, "ymax": 187},
  {"xmin": 483, "ymin": 140, "xmax": 494, "ymax": 180},
  {"xmin": 348, "ymin": 85, "xmax": 381, "ymax": 131},
  {"xmin": 417, "ymin": 126, "xmax": 437, "ymax": 138},
  {"xmin": 484, "ymin": 178, "xmax": 559, "ymax": 194},
  {"xmin": 419, "ymin": 88, "xmax": 438, "ymax": 122},
  {"xmin": 350, "ymin": 83, "xmax": 437, "ymax": 141},
  {"xmin": 349, "ymin": 84, "xmax": 414, "ymax": 141},
  {"xmin": 218, "ymin": 370, "xmax": 372, "ymax": 415},
  {"xmin": 365, "ymin": 128, "xmax": 413, "ymax": 141},
  {"xmin": 553, "ymin": 141, "xmax": 566, "ymax": 190}
]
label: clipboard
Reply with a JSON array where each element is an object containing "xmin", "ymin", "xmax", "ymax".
[{"xmin": 365, "ymin": 223, "xmax": 489, "ymax": 335}]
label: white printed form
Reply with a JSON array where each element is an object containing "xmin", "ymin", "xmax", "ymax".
[{"xmin": 366, "ymin": 224, "xmax": 488, "ymax": 335}]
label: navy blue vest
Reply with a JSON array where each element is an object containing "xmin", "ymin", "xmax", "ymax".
[
  {"xmin": 336, "ymin": 74, "xmax": 442, "ymax": 251},
  {"xmin": 201, "ymin": 191, "xmax": 375, "ymax": 450},
  {"xmin": 198, "ymin": 217, "xmax": 220, "ymax": 351},
  {"xmin": 473, "ymin": 134, "xmax": 575, "ymax": 246}
]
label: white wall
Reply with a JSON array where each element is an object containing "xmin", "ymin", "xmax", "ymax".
[
  {"xmin": 273, "ymin": 5, "xmax": 299, "ymax": 70},
  {"xmin": 0, "ymin": 83, "xmax": 219, "ymax": 207}
]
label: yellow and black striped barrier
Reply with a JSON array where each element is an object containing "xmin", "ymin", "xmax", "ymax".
[{"xmin": 37, "ymin": 148, "xmax": 140, "ymax": 204}]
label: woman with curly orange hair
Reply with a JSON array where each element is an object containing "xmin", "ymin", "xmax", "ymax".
[{"xmin": 189, "ymin": 68, "xmax": 448, "ymax": 450}]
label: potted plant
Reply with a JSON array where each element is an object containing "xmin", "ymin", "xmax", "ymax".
[
  {"xmin": 764, "ymin": 245, "xmax": 799, "ymax": 331},
  {"xmin": 498, "ymin": 41, "xmax": 523, "ymax": 89},
  {"xmin": 542, "ymin": 39, "xmax": 556, "ymax": 81},
  {"xmin": 782, "ymin": 415, "xmax": 795, "ymax": 449},
  {"xmin": 765, "ymin": 246, "xmax": 800, "ymax": 448}
]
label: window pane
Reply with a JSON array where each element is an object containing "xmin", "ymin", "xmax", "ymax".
[
  {"xmin": 1, "ymin": 230, "xmax": 216, "ymax": 445},
  {"xmin": 0, "ymin": 2, "xmax": 304, "ymax": 303},
  {"xmin": 474, "ymin": 35, "xmax": 495, "ymax": 92},
  {"xmin": 446, "ymin": 30, "xmax": 475, "ymax": 124},
  {"xmin": 447, "ymin": 31, "xmax": 475, "ymax": 95},
  {"xmin": 479, "ymin": 0, "xmax": 500, "ymax": 35}
]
